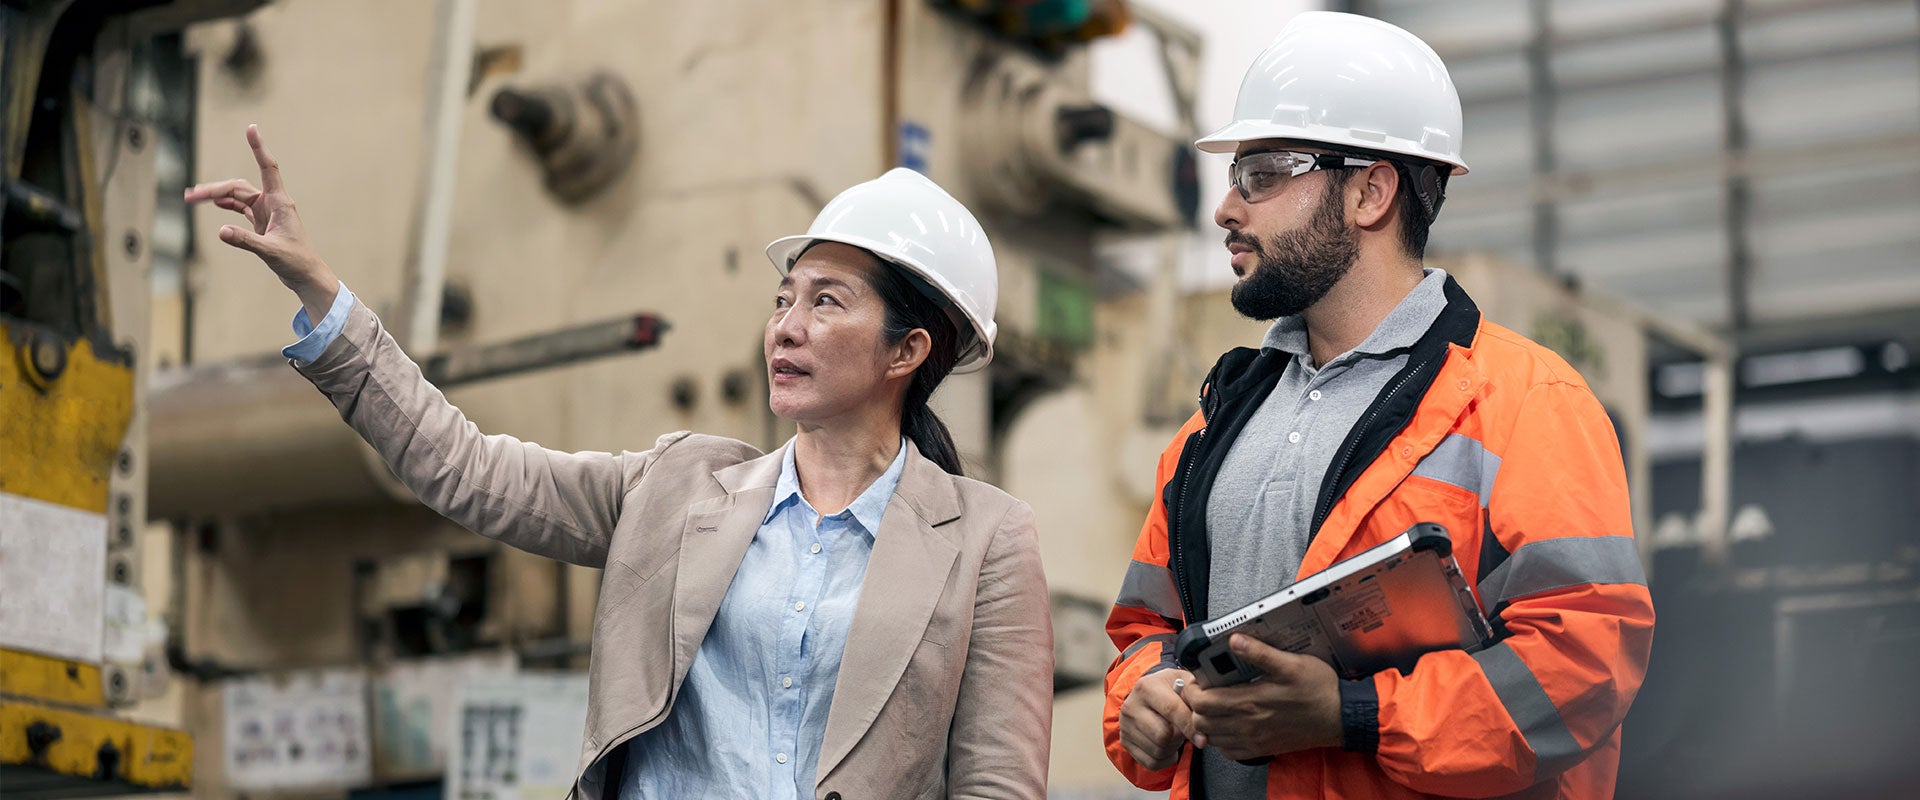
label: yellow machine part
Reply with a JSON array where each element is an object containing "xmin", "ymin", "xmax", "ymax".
[
  {"xmin": 0, "ymin": 650, "xmax": 104, "ymax": 708},
  {"xmin": 0, "ymin": 322, "xmax": 135, "ymax": 512},
  {"xmin": 0, "ymin": 700, "xmax": 192, "ymax": 792}
]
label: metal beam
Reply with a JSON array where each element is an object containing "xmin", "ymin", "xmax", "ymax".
[
  {"xmin": 1433, "ymin": 0, "xmax": 1902, "ymax": 64},
  {"xmin": 1526, "ymin": 0, "xmax": 1559, "ymax": 275},
  {"xmin": 396, "ymin": 0, "xmax": 476, "ymax": 354},
  {"xmin": 1442, "ymin": 131, "xmax": 1920, "ymax": 215},
  {"xmin": 1721, "ymin": 0, "xmax": 1753, "ymax": 331},
  {"xmin": 1459, "ymin": 31, "xmax": 1919, "ymax": 106}
]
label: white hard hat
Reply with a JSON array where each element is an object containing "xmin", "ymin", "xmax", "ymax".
[
  {"xmin": 765, "ymin": 168, "xmax": 999, "ymax": 373},
  {"xmin": 1197, "ymin": 11, "xmax": 1469, "ymax": 175}
]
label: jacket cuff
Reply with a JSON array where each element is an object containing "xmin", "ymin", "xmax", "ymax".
[{"xmin": 1339, "ymin": 677, "xmax": 1380, "ymax": 754}]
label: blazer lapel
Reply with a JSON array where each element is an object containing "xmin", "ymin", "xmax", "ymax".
[
  {"xmin": 816, "ymin": 442, "xmax": 962, "ymax": 781},
  {"xmin": 669, "ymin": 448, "xmax": 783, "ymax": 683}
]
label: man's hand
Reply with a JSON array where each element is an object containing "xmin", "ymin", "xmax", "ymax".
[
  {"xmin": 1182, "ymin": 634, "xmax": 1342, "ymax": 762},
  {"xmin": 1118, "ymin": 667, "xmax": 1196, "ymax": 771},
  {"xmin": 185, "ymin": 124, "xmax": 338, "ymax": 320}
]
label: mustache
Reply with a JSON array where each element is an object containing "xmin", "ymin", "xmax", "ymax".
[{"xmin": 1224, "ymin": 231, "xmax": 1263, "ymax": 252}]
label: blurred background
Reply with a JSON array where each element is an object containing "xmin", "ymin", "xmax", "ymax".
[{"xmin": 2, "ymin": 0, "xmax": 1916, "ymax": 798}]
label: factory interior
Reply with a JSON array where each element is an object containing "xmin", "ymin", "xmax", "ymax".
[{"xmin": 3, "ymin": 0, "xmax": 1918, "ymax": 798}]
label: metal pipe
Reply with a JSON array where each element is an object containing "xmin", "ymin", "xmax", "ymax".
[
  {"xmin": 3, "ymin": 179, "xmax": 85, "ymax": 232},
  {"xmin": 396, "ymin": 0, "xmax": 477, "ymax": 354}
]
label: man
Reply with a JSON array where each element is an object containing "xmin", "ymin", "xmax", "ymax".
[{"xmin": 1101, "ymin": 12, "xmax": 1654, "ymax": 800}]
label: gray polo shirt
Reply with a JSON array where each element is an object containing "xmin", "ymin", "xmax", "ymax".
[{"xmin": 1199, "ymin": 268, "xmax": 1448, "ymax": 797}]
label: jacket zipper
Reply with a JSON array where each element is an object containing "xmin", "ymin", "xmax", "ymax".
[
  {"xmin": 1168, "ymin": 428, "xmax": 1204, "ymax": 622},
  {"xmin": 1310, "ymin": 351, "xmax": 1437, "ymax": 535},
  {"xmin": 1168, "ymin": 380, "xmax": 1222, "ymax": 623}
]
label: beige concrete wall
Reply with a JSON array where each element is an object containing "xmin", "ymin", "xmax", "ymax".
[{"xmin": 184, "ymin": 0, "xmax": 887, "ymax": 455}]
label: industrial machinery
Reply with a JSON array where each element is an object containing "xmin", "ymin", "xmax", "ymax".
[{"xmin": 0, "ymin": 1, "xmax": 276, "ymax": 795}]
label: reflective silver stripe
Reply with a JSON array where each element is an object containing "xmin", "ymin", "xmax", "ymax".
[
  {"xmin": 1475, "ymin": 642, "xmax": 1588, "ymax": 778},
  {"xmin": 1115, "ymin": 559, "xmax": 1182, "ymax": 622},
  {"xmin": 1479, "ymin": 535, "xmax": 1647, "ymax": 608},
  {"xmin": 1121, "ymin": 632, "xmax": 1174, "ymax": 662},
  {"xmin": 1410, "ymin": 433, "xmax": 1501, "ymax": 507}
]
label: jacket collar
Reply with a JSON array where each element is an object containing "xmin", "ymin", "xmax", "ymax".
[
  {"xmin": 717, "ymin": 438, "xmax": 963, "ymax": 534},
  {"xmin": 1208, "ymin": 273, "xmax": 1482, "ymax": 405}
]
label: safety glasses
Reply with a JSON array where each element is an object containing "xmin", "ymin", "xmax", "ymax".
[{"xmin": 1228, "ymin": 150, "xmax": 1378, "ymax": 203}]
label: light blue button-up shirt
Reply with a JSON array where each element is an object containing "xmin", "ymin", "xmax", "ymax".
[
  {"xmin": 282, "ymin": 289, "xmax": 907, "ymax": 798},
  {"xmin": 622, "ymin": 439, "xmax": 905, "ymax": 799}
]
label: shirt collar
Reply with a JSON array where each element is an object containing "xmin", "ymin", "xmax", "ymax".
[
  {"xmin": 1261, "ymin": 267, "xmax": 1450, "ymax": 359},
  {"xmin": 766, "ymin": 437, "xmax": 911, "ymax": 536}
]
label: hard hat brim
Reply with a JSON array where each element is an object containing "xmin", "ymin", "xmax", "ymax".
[{"xmin": 1195, "ymin": 120, "xmax": 1470, "ymax": 176}]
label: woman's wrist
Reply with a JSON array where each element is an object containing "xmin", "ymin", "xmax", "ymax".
[{"xmin": 289, "ymin": 265, "xmax": 341, "ymax": 320}]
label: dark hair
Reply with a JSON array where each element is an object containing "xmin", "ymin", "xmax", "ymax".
[
  {"xmin": 865, "ymin": 256, "xmax": 967, "ymax": 476},
  {"xmin": 1390, "ymin": 160, "xmax": 1446, "ymax": 258},
  {"xmin": 1327, "ymin": 154, "xmax": 1448, "ymax": 258}
]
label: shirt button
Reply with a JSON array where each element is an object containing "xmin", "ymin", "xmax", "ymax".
[
  {"xmin": 1457, "ymin": 379, "xmax": 1470, "ymax": 391},
  {"xmin": 1288, "ymin": 431, "xmax": 1302, "ymax": 444},
  {"xmin": 777, "ymin": 753, "xmax": 788, "ymax": 764},
  {"xmin": 782, "ymin": 677, "xmax": 793, "ymax": 689},
  {"xmin": 810, "ymin": 543, "xmax": 822, "ymax": 554},
  {"xmin": 1400, "ymin": 445, "xmax": 1413, "ymax": 458},
  {"xmin": 1309, "ymin": 390, "xmax": 1322, "ymax": 401},
  {"xmin": 793, "ymin": 601, "xmax": 806, "ymax": 612}
]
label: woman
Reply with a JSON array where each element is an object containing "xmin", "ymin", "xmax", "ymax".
[{"xmin": 188, "ymin": 125, "xmax": 1052, "ymax": 800}]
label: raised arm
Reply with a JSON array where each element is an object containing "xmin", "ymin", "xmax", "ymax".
[{"xmin": 186, "ymin": 125, "xmax": 663, "ymax": 567}]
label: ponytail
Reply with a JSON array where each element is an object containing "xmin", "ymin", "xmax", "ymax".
[
  {"xmin": 865, "ymin": 253, "xmax": 966, "ymax": 475},
  {"xmin": 902, "ymin": 394, "xmax": 963, "ymax": 476}
]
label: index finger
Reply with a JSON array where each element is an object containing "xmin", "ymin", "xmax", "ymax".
[
  {"xmin": 184, "ymin": 178, "xmax": 262, "ymax": 205},
  {"xmin": 247, "ymin": 124, "xmax": 284, "ymax": 192}
]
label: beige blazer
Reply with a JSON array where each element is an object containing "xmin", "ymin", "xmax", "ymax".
[{"xmin": 294, "ymin": 302, "xmax": 1053, "ymax": 799}]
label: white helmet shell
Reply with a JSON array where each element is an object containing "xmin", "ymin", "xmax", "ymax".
[
  {"xmin": 765, "ymin": 168, "xmax": 999, "ymax": 373},
  {"xmin": 1197, "ymin": 11, "xmax": 1469, "ymax": 175}
]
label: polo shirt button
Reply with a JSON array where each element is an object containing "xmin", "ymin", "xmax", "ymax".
[
  {"xmin": 1288, "ymin": 431, "xmax": 1302, "ymax": 444},
  {"xmin": 1400, "ymin": 445, "xmax": 1413, "ymax": 458},
  {"xmin": 1457, "ymin": 379, "xmax": 1470, "ymax": 391}
]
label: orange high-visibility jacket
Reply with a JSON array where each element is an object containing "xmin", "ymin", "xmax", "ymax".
[{"xmin": 1103, "ymin": 277, "xmax": 1654, "ymax": 799}]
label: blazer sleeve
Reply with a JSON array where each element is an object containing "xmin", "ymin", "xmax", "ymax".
[
  {"xmin": 945, "ymin": 500, "xmax": 1053, "ymax": 799},
  {"xmin": 294, "ymin": 300, "xmax": 681, "ymax": 568}
]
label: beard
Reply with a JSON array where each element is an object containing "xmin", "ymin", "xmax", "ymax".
[{"xmin": 1227, "ymin": 177, "xmax": 1360, "ymax": 321}]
